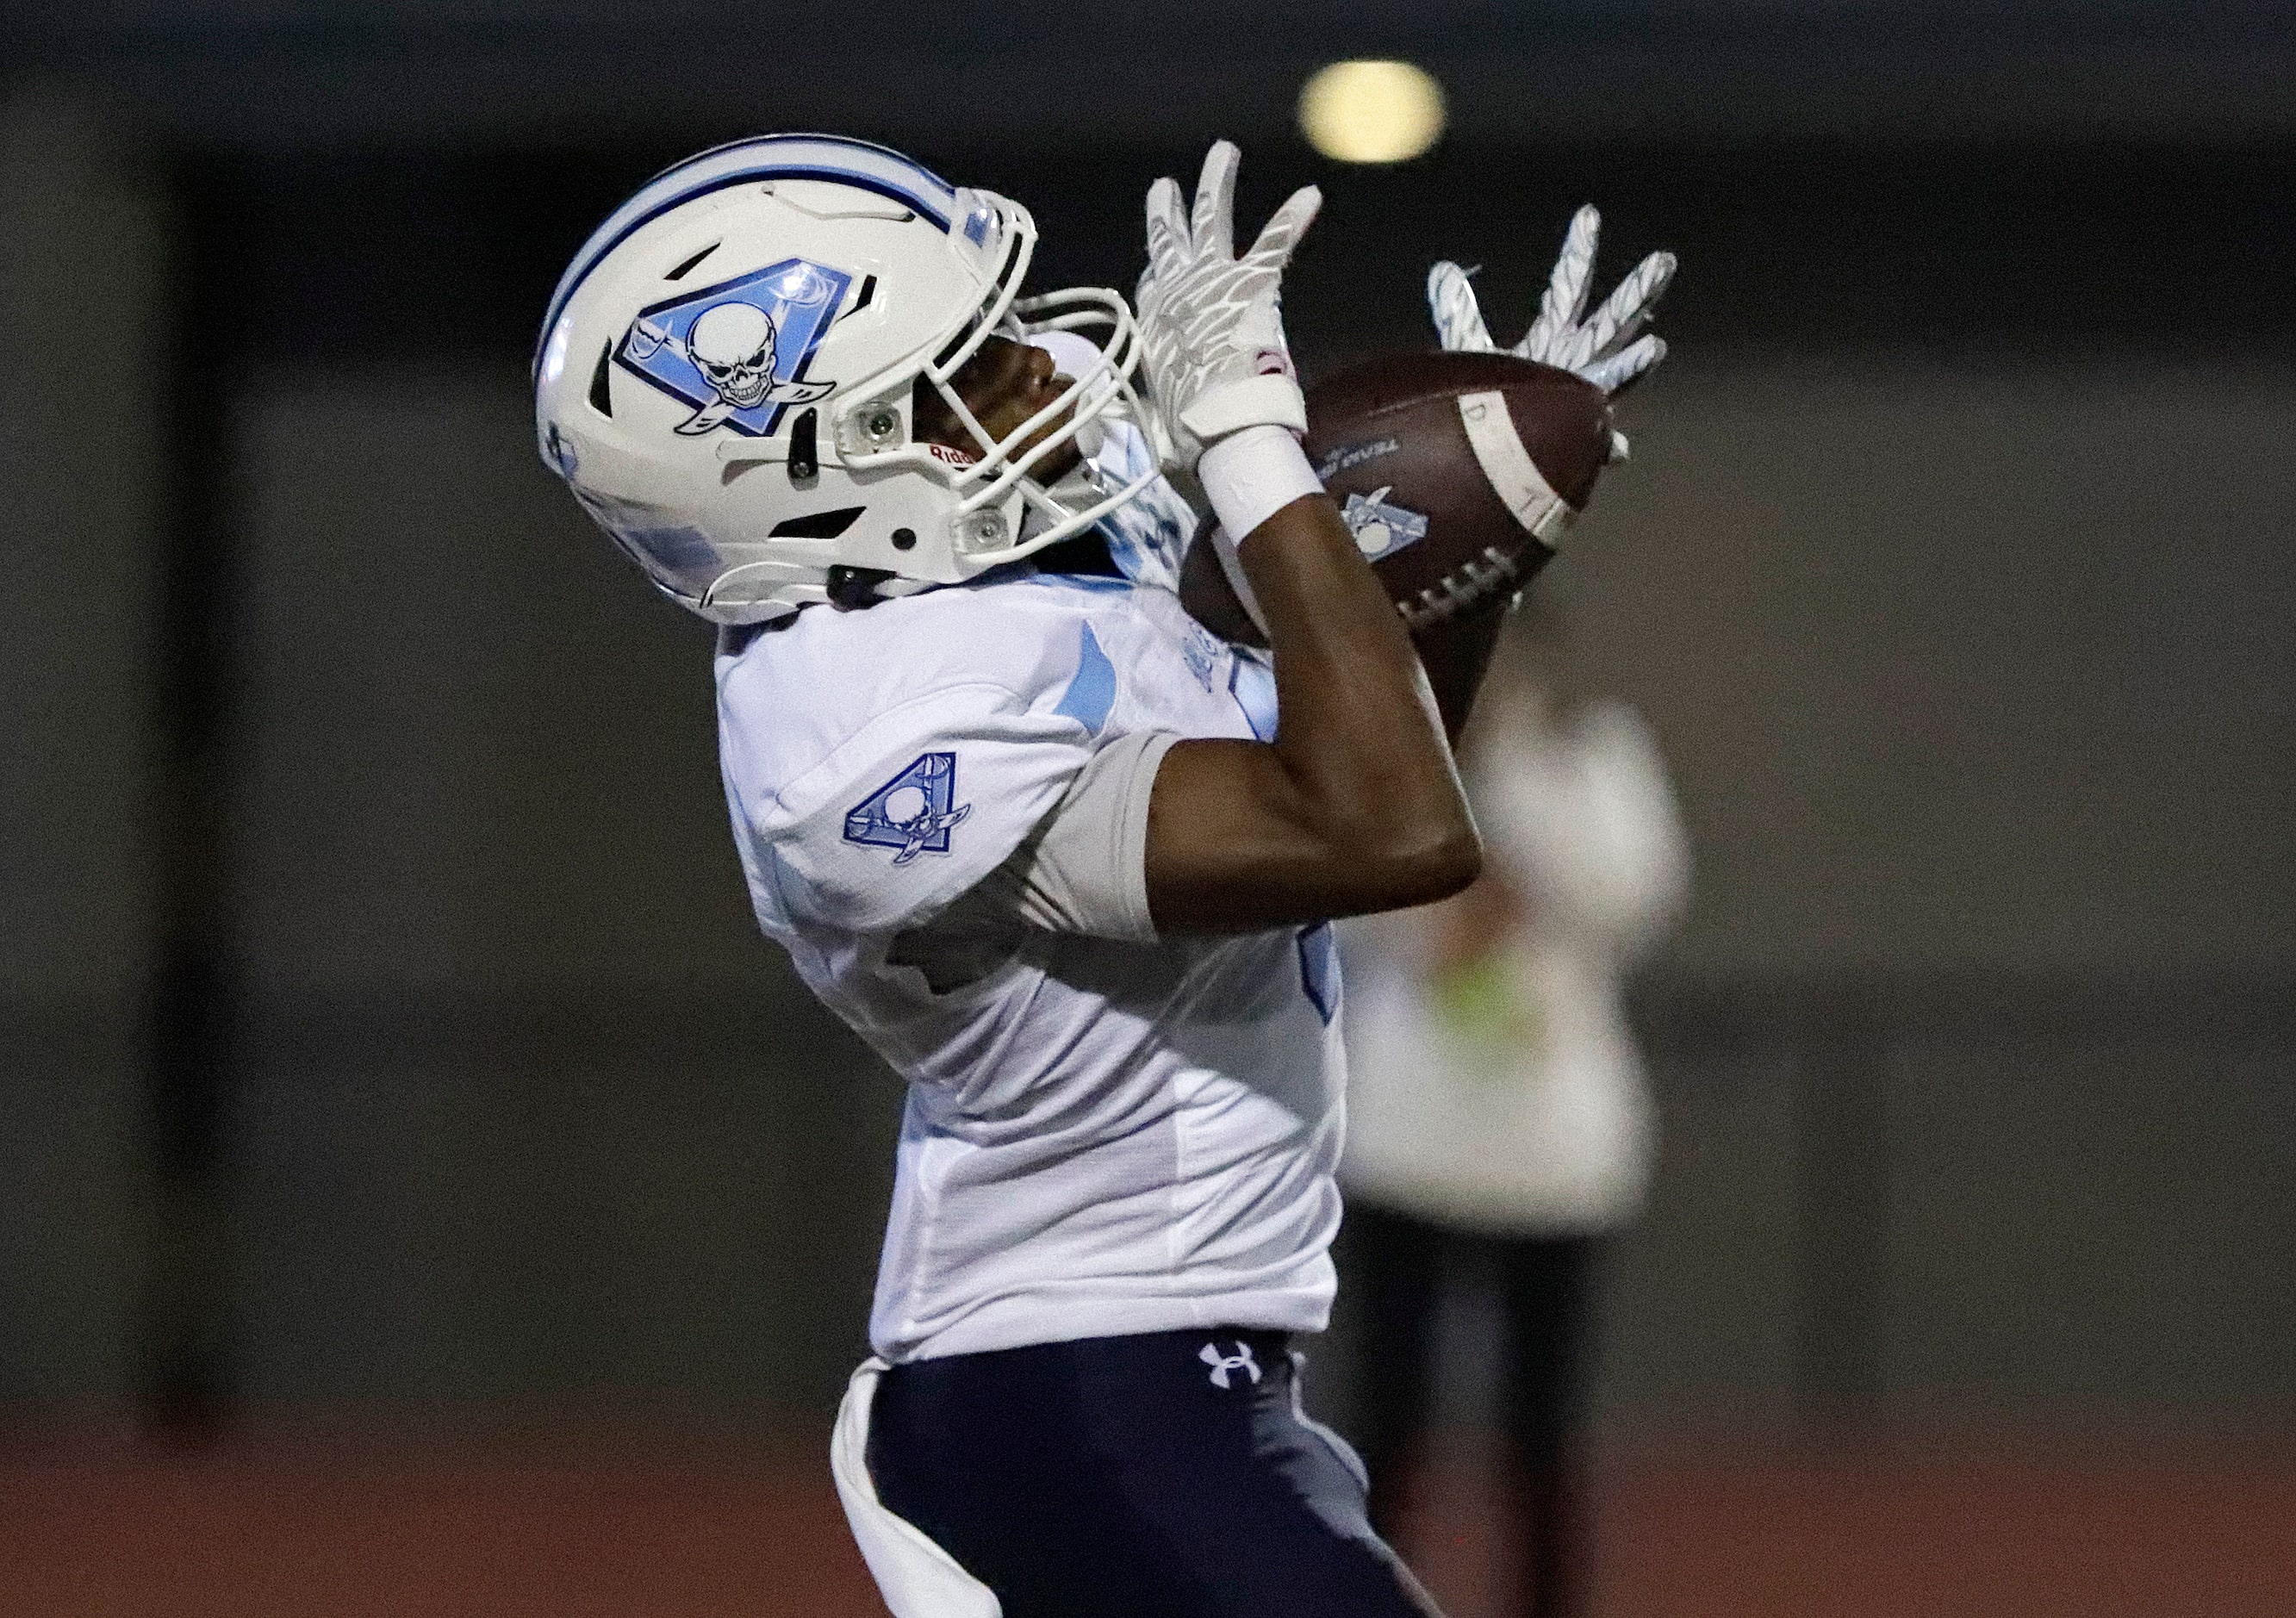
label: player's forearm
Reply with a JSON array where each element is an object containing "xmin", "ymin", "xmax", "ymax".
[
  {"xmin": 1135, "ymin": 141, "xmax": 1477, "ymax": 930},
  {"xmin": 1235, "ymin": 490, "xmax": 1481, "ymax": 899}
]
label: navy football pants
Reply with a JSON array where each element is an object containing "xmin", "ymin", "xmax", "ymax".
[{"xmin": 867, "ymin": 1328, "xmax": 1439, "ymax": 1618}]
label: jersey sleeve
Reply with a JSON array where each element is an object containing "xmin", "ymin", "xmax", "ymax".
[
  {"xmin": 729, "ymin": 679, "xmax": 1100, "ymax": 937},
  {"xmin": 1008, "ymin": 727, "xmax": 1178, "ymax": 943}
]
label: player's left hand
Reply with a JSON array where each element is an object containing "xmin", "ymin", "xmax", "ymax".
[{"xmin": 1428, "ymin": 205, "xmax": 1676, "ymax": 408}]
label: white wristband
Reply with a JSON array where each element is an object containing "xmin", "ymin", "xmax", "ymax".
[{"xmin": 1197, "ymin": 425, "xmax": 1322, "ymax": 548}]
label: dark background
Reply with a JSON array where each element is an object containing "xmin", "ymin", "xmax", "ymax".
[{"xmin": 2, "ymin": 3, "xmax": 2292, "ymax": 1610}]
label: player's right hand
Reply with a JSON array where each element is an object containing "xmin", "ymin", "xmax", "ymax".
[{"xmin": 1135, "ymin": 140, "xmax": 1322, "ymax": 473}]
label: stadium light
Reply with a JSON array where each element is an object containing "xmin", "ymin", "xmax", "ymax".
[{"xmin": 1297, "ymin": 60, "xmax": 1447, "ymax": 164}]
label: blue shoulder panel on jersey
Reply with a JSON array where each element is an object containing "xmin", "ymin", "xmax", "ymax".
[
  {"xmin": 1297, "ymin": 923, "xmax": 1339, "ymax": 1024},
  {"xmin": 1229, "ymin": 655, "xmax": 1279, "ymax": 743},
  {"xmin": 1026, "ymin": 572, "xmax": 1134, "ymax": 594},
  {"xmin": 538, "ymin": 134, "xmax": 958, "ymax": 364},
  {"xmin": 1053, "ymin": 623, "xmax": 1117, "ymax": 736}
]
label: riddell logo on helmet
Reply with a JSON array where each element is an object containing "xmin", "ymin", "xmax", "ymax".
[{"xmin": 926, "ymin": 443, "xmax": 981, "ymax": 467}]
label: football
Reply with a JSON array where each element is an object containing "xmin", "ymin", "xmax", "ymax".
[{"xmin": 1179, "ymin": 351, "xmax": 1615, "ymax": 650}]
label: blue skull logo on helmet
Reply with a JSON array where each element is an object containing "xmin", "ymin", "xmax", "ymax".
[{"xmin": 619, "ymin": 258, "xmax": 849, "ymax": 437}]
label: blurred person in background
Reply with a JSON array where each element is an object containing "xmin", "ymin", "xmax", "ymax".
[{"xmin": 1340, "ymin": 596, "xmax": 1689, "ymax": 1618}]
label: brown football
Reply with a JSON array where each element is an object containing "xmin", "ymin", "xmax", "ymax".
[{"xmin": 1179, "ymin": 351, "xmax": 1614, "ymax": 650}]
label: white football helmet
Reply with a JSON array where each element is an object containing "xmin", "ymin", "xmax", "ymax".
[{"xmin": 533, "ymin": 134, "xmax": 1156, "ymax": 622}]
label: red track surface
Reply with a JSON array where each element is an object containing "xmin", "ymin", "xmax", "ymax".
[
  {"xmin": 1397, "ymin": 1432, "xmax": 2296, "ymax": 1618},
  {"xmin": 3, "ymin": 1427, "xmax": 2290, "ymax": 1617}
]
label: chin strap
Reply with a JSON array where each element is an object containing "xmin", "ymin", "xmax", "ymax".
[{"xmin": 825, "ymin": 566, "xmax": 941, "ymax": 612}]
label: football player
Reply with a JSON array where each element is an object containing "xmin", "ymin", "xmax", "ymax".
[{"xmin": 534, "ymin": 134, "xmax": 1665, "ymax": 1618}]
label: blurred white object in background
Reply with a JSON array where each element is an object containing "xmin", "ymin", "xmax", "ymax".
[{"xmin": 1341, "ymin": 667, "xmax": 1689, "ymax": 1234}]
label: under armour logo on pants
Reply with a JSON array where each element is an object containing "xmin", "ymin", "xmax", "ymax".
[{"xmin": 1198, "ymin": 1341, "xmax": 1261, "ymax": 1390}]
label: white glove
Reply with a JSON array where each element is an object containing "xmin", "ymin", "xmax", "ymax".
[
  {"xmin": 1428, "ymin": 205, "xmax": 1676, "ymax": 396},
  {"xmin": 1136, "ymin": 140, "xmax": 1322, "ymax": 472}
]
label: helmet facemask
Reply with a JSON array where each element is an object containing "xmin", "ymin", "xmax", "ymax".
[{"xmin": 829, "ymin": 191, "xmax": 1160, "ymax": 569}]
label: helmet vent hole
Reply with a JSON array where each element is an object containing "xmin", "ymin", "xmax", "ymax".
[
  {"xmin": 891, "ymin": 527, "xmax": 917, "ymax": 551},
  {"xmin": 663, "ymin": 242, "xmax": 720, "ymax": 282},
  {"xmin": 768, "ymin": 507, "xmax": 866, "ymax": 540},
  {"xmin": 588, "ymin": 342, "xmax": 615, "ymax": 416}
]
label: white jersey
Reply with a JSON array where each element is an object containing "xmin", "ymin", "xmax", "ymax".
[{"xmin": 714, "ymin": 546, "xmax": 1344, "ymax": 1363}]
